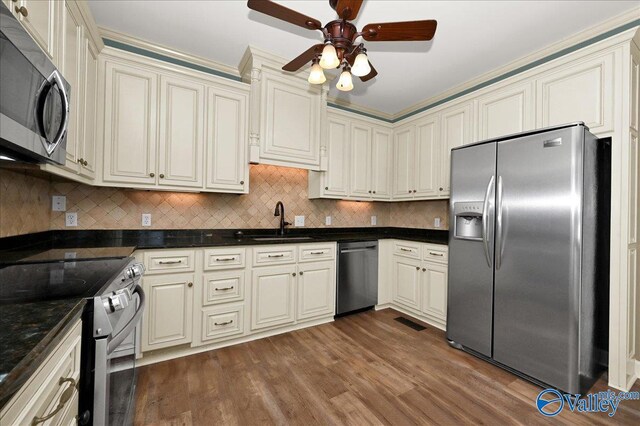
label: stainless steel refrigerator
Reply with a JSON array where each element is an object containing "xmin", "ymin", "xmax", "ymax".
[{"xmin": 447, "ymin": 122, "xmax": 610, "ymax": 394}]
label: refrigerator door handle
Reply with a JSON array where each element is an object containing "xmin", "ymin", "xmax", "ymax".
[
  {"xmin": 495, "ymin": 176, "xmax": 504, "ymax": 270},
  {"xmin": 482, "ymin": 175, "xmax": 495, "ymax": 267}
]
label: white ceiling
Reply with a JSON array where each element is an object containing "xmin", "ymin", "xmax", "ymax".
[{"xmin": 88, "ymin": 1, "xmax": 638, "ymax": 115}]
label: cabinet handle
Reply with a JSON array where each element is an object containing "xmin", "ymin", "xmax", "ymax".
[
  {"xmin": 422, "ymin": 268, "xmax": 426, "ymax": 272},
  {"xmin": 149, "ymin": 173, "xmax": 155, "ymax": 177},
  {"xmin": 325, "ymin": 187, "xmax": 329, "ymax": 190},
  {"xmin": 400, "ymin": 248, "xmax": 412, "ymax": 252},
  {"xmin": 299, "ymin": 271, "xmax": 304, "ymax": 276},
  {"xmin": 215, "ymin": 257, "xmax": 236, "ymax": 261},
  {"xmin": 214, "ymin": 286, "xmax": 234, "ymax": 291},
  {"xmin": 415, "ymin": 266, "xmax": 420, "ymax": 271},
  {"xmin": 159, "ymin": 173, "xmax": 165, "ymax": 179},
  {"xmin": 214, "ymin": 320, "xmax": 233, "ymax": 326},
  {"xmin": 268, "ymin": 254, "xmax": 285, "ymax": 258},
  {"xmin": 310, "ymin": 251, "xmax": 325, "ymax": 255},
  {"xmin": 31, "ymin": 377, "xmax": 76, "ymax": 425},
  {"xmin": 158, "ymin": 260, "xmax": 182, "ymax": 264},
  {"xmin": 292, "ymin": 272, "xmax": 296, "ymax": 277},
  {"xmin": 188, "ymin": 282, "xmax": 193, "ymax": 287},
  {"xmin": 429, "ymin": 252, "xmax": 444, "ymax": 257},
  {"xmin": 15, "ymin": 5, "xmax": 28, "ymax": 16},
  {"xmin": 240, "ymin": 181, "xmax": 245, "ymax": 185}
]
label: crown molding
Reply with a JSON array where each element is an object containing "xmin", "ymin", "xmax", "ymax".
[
  {"xmin": 99, "ymin": 27, "xmax": 240, "ymax": 79},
  {"xmin": 326, "ymin": 97, "xmax": 394, "ymax": 122},
  {"xmin": 75, "ymin": 1, "xmax": 104, "ymax": 52}
]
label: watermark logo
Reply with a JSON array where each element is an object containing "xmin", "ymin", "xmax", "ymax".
[{"xmin": 535, "ymin": 388, "xmax": 640, "ymax": 417}]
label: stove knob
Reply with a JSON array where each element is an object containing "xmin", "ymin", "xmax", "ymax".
[
  {"xmin": 123, "ymin": 263, "xmax": 146, "ymax": 280},
  {"xmin": 103, "ymin": 288, "xmax": 132, "ymax": 312}
]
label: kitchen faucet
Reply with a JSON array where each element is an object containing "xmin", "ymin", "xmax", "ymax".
[{"xmin": 273, "ymin": 201, "xmax": 290, "ymax": 235}]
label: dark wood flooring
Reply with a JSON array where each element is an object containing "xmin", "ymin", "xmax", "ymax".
[{"xmin": 134, "ymin": 309, "xmax": 640, "ymax": 425}]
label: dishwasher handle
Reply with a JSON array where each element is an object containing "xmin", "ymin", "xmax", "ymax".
[{"xmin": 340, "ymin": 246, "xmax": 377, "ymax": 254}]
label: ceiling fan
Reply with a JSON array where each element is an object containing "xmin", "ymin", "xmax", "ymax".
[{"xmin": 247, "ymin": 0, "xmax": 437, "ymax": 91}]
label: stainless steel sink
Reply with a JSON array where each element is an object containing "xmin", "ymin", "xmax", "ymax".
[{"xmin": 252, "ymin": 236, "xmax": 315, "ymax": 241}]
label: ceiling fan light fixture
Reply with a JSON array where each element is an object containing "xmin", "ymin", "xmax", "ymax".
[
  {"xmin": 351, "ymin": 52, "xmax": 371, "ymax": 77},
  {"xmin": 336, "ymin": 67, "xmax": 354, "ymax": 92},
  {"xmin": 308, "ymin": 60, "xmax": 326, "ymax": 84},
  {"xmin": 319, "ymin": 43, "xmax": 340, "ymax": 69}
]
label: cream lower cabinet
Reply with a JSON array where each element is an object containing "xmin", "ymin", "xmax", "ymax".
[
  {"xmin": 251, "ymin": 264, "xmax": 297, "ymax": 331},
  {"xmin": 297, "ymin": 260, "xmax": 335, "ymax": 320},
  {"xmin": 392, "ymin": 256, "xmax": 422, "ymax": 310},
  {"xmin": 421, "ymin": 262, "xmax": 448, "ymax": 320}
]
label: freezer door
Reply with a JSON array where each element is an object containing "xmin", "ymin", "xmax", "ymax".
[
  {"xmin": 447, "ymin": 142, "xmax": 496, "ymax": 356},
  {"xmin": 493, "ymin": 126, "xmax": 584, "ymax": 392}
]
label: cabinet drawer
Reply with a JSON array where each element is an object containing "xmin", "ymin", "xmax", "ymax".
[
  {"xmin": 393, "ymin": 241, "xmax": 421, "ymax": 259},
  {"xmin": 253, "ymin": 246, "xmax": 297, "ymax": 266},
  {"xmin": 143, "ymin": 250, "xmax": 195, "ymax": 274},
  {"xmin": 204, "ymin": 248, "xmax": 246, "ymax": 270},
  {"xmin": 1, "ymin": 321, "xmax": 81, "ymax": 426},
  {"xmin": 203, "ymin": 270, "xmax": 245, "ymax": 305},
  {"xmin": 299, "ymin": 244, "xmax": 336, "ymax": 262},
  {"xmin": 423, "ymin": 244, "xmax": 448, "ymax": 263},
  {"xmin": 200, "ymin": 304, "xmax": 245, "ymax": 343}
]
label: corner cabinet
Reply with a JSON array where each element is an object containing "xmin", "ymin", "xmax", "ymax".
[
  {"xmin": 98, "ymin": 48, "xmax": 250, "ymax": 193},
  {"xmin": 438, "ymin": 101, "xmax": 474, "ymax": 196}
]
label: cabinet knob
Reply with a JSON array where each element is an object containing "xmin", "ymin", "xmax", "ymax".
[
  {"xmin": 83, "ymin": 159, "xmax": 88, "ymax": 166},
  {"xmin": 292, "ymin": 272, "xmax": 296, "ymax": 277},
  {"xmin": 240, "ymin": 181, "xmax": 245, "ymax": 185},
  {"xmin": 159, "ymin": 173, "xmax": 165, "ymax": 179},
  {"xmin": 413, "ymin": 190, "xmax": 417, "ymax": 193},
  {"xmin": 368, "ymin": 190, "xmax": 372, "ymax": 194},
  {"xmin": 422, "ymin": 268, "xmax": 426, "ymax": 272},
  {"xmin": 439, "ymin": 187, "xmax": 443, "ymax": 191},
  {"xmin": 416, "ymin": 266, "xmax": 420, "ymax": 271},
  {"xmin": 188, "ymin": 282, "xmax": 193, "ymax": 288},
  {"xmin": 78, "ymin": 157, "xmax": 84, "ymax": 165},
  {"xmin": 149, "ymin": 173, "xmax": 155, "ymax": 177},
  {"xmin": 299, "ymin": 271, "xmax": 304, "ymax": 276},
  {"xmin": 325, "ymin": 187, "xmax": 328, "ymax": 190},
  {"xmin": 373, "ymin": 191, "xmax": 376, "ymax": 194},
  {"xmin": 15, "ymin": 6, "xmax": 28, "ymax": 16}
]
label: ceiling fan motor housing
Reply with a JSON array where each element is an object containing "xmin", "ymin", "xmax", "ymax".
[{"xmin": 325, "ymin": 20, "xmax": 359, "ymax": 61}]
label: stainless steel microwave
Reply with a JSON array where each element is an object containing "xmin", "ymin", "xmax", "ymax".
[{"xmin": 0, "ymin": 2, "xmax": 70, "ymax": 165}]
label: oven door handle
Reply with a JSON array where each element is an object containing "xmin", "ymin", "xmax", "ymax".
[{"xmin": 107, "ymin": 284, "xmax": 145, "ymax": 355}]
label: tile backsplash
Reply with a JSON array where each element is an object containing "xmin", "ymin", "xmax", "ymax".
[{"xmin": 1, "ymin": 164, "xmax": 449, "ymax": 236}]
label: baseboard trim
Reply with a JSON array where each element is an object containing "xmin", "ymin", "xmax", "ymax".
[{"xmin": 376, "ymin": 303, "xmax": 446, "ymax": 331}]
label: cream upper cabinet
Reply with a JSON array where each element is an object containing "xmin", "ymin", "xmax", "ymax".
[
  {"xmin": 371, "ymin": 127, "xmax": 393, "ymax": 199},
  {"xmin": 421, "ymin": 262, "xmax": 448, "ymax": 321},
  {"xmin": 12, "ymin": 0, "xmax": 58, "ymax": 62},
  {"xmin": 297, "ymin": 261, "xmax": 335, "ymax": 320},
  {"xmin": 414, "ymin": 115, "xmax": 440, "ymax": 197},
  {"xmin": 79, "ymin": 37, "xmax": 98, "ymax": 179},
  {"xmin": 536, "ymin": 51, "xmax": 615, "ymax": 134},
  {"xmin": 392, "ymin": 256, "xmax": 422, "ymax": 311},
  {"xmin": 142, "ymin": 273, "xmax": 194, "ymax": 351},
  {"xmin": 477, "ymin": 81, "xmax": 534, "ymax": 140},
  {"xmin": 318, "ymin": 115, "xmax": 350, "ymax": 197},
  {"xmin": 439, "ymin": 101, "xmax": 474, "ymax": 195},
  {"xmin": 251, "ymin": 265, "xmax": 297, "ymax": 331},
  {"xmin": 158, "ymin": 76, "xmax": 205, "ymax": 188},
  {"xmin": 393, "ymin": 125, "xmax": 416, "ymax": 199},
  {"xmin": 350, "ymin": 122, "xmax": 373, "ymax": 198},
  {"xmin": 206, "ymin": 86, "xmax": 248, "ymax": 193},
  {"xmin": 103, "ymin": 60, "xmax": 158, "ymax": 185},
  {"xmin": 260, "ymin": 70, "xmax": 321, "ymax": 169},
  {"xmin": 61, "ymin": 1, "xmax": 83, "ymax": 168}
]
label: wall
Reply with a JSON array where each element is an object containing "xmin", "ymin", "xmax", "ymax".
[
  {"xmin": 0, "ymin": 169, "xmax": 51, "ymax": 238},
  {"xmin": 389, "ymin": 200, "xmax": 449, "ymax": 229}
]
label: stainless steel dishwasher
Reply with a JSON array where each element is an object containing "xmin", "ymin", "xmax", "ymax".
[{"xmin": 336, "ymin": 241, "xmax": 378, "ymax": 315}]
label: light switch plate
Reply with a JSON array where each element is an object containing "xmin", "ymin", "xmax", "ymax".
[
  {"xmin": 371, "ymin": 216, "xmax": 377, "ymax": 226},
  {"xmin": 65, "ymin": 212, "xmax": 78, "ymax": 227},
  {"xmin": 52, "ymin": 195, "xmax": 66, "ymax": 212},
  {"xmin": 434, "ymin": 217, "xmax": 441, "ymax": 228},
  {"xmin": 142, "ymin": 213, "xmax": 152, "ymax": 227},
  {"xmin": 325, "ymin": 216, "xmax": 332, "ymax": 226},
  {"xmin": 295, "ymin": 215, "xmax": 305, "ymax": 227}
]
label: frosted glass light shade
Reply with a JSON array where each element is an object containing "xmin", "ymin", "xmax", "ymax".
[
  {"xmin": 351, "ymin": 53, "xmax": 371, "ymax": 77},
  {"xmin": 319, "ymin": 44, "xmax": 340, "ymax": 69},
  {"xmin": 336, "ymin": 70, "xmax": 354, "ymax": 92},
  {"xmin": 308, "ymin": 62, "xmax": 326, "ymax": 84}
]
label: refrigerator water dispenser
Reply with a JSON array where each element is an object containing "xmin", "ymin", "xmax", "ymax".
[{"xmin": 453, "ymin": 202, "xmax": 484, "ymax": 240}]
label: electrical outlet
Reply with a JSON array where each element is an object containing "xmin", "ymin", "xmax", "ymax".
[
  {"xmin": 434, "ymin": 217, "xmax": 441, "ymax": 228},
  {"xmin": 65, "ymin": 212, "xmax": 77, "ymax": 227},
  {"xmin": 52, "ymin": 195, "xmax": 66, "ymax": 212},
  {"xmin": 142, "ymin": 213, "xmax": 152, "ymax": 227},
  {"xmin": 325, "ymin": 216, "xmax": 332, "ymax": 226},
  {"xmin": 294, "ymin": 215, "xmax": 305, "ymax": 227},
  {"xmin": 371, "ymin": 215, "xmax": 377, "ymax": 226}
]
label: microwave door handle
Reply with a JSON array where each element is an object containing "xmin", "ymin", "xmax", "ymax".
[
  {"xmin": 106, "ymin": 284, "xmax": 145, "ymax": 355},
  {"xmin": 36, "ymin": 70, "xmax": 69, "ymax": 156},
  {"xmin": 482, "ymin": 175, "xmax": 495, "ymax": 267}
]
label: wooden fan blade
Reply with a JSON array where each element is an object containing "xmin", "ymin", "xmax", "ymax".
[
  {"xmin": 362, "ymin": 20, "xmax": 437, "ymax": 41},
  {"xmin": 334, "ymin": 0, "xmax": 364, "ymax": 20},
  {"xmin": 282, "ymin": 44, "xmax": 324, "ymax": 72},
  {"xmin": 359, "ymin": 61, "xmax": 377, "ymax": 82},
  {"xmin": 248, "ymin": 0, "xmax": 322, "ymax": 30}
]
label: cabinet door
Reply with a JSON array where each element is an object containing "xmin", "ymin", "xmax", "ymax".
[
  {"xmin": 323, "ymin": 115, "xmax": 350, "ymax": 197},
  {"xmin": 79, "ymin": 38, "xmax": 97, "ymax": 179},
  {"xmin": 103, "ymin": 61, "xmax": 158, "ymax": 185},
  {"xmin": 392, "ymin": 256, "xmax": 422, "ymax": 311},
  {"xmin": 297, "ymin": 261, "xmax": 335, "ymax": 320},
  {"xmin": 349, "ymin": 123, "xmax": 372, "ymax": 198},
  {"xmin": 371, "ymin": 127, "xmax": 393, "ymax": 199},
  {"xmin": 251, "ymin": 265, "xmax": 296, "ymax": 331},
  {"xmin": 61, "ymin": 2, "xmax": 83, "ymax": 167},
  {"xmin": 421, "ymin": 262, "xmax": 448, "ymax": 321},
  {"xmin": 261, "ymin": 72, "xmax": 320, "ymax": 168},
  {"xmin": 439, "ymin": 102, "xmax": 473, "ymax": 195},
  {"xmin": 142, "ymin": 273, "xmax": 194, "ymax": 351},
  {"xmin": 158, "ymin": 76, "xmax": 205, "ymax": 188},
  {"xmin": 536, "ymin": 52, "xmax": 614, "ymax": 134},
  {"xmin": 414, "ymin": 115, "xmax": 439, "ymax": 198},
  {"xmin": 16, "ymin": 0, "xmax": 57, "ymax": 62},
  {"xmin": 206, "ymin": 87, "xmax": 248, "ymax": 192},
  {"xmin": 393, "ymin": 125, "xmax": 415, "ymax": 199},
  {"xmin": 477, "ymin": 82, "xmax": 534, "ymax": 140}
]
